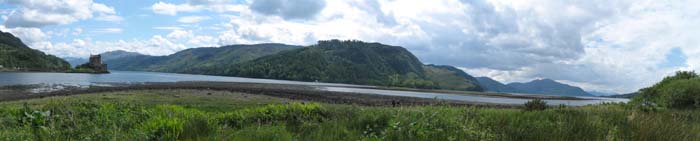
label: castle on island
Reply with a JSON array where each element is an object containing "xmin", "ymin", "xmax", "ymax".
[
  {"xmin": 75, "ymin": 54, "xmax": 109, "ymax": 73},
  {"xmin": 89, "ymin": 55, "xmax": 107, "ymax": 70}
]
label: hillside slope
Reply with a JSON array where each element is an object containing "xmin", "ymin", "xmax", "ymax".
[
  {"xmin": 103, "ymin": 43, "xmax": 301, "ymax": 73},
  {"xmin": 0, "ymin": 31, "xmax": 70, "ymax": 71},
  {"xmin": 223, "ymin": 40, "xmax": 481, "ymax": 90},
  {"xmin": 424, "ymin": 65, "xmax": 482, "ymax": 91},
  {"xmin": 224, "ymin": 40, "xmax": 428, "ymax": 86},
  {"xmin": 507, "ymin": 79, "xmax": 593, "ymax": 96}
]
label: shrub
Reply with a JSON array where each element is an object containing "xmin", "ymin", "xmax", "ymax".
[
  {"xmin": 140, "ymin": 116, "xmax": 185, "ymax": 140},
  {"xmin": 139, "ymin": 105, "xmax": 213, "ymax": 140},
  {"xmin": 524, "ymin": 99, "xmax": 547, "ymax": 111},
  {"xmin": 633, "ymin": 71, "xmax": 700, "ymax": 109},
  {"xmin": 218, "ymin": 103, "xmax": 327, "ymax": 129}
]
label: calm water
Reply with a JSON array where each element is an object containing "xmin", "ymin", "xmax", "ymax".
[
  {"xmin": 0, "ymin": 71, "xmax": 360, "ymax": 87},
  {"xmin": 0, "ymin": 71, "xmax": 628, "ymax": 106}
]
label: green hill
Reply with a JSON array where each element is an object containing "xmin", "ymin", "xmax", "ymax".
[
  {"xmin": 103, "ymin": 43, "xmax": 301, "ymax": 73},
  {"xmin": 222, "ymin": 40, "xmax": 481, "ymax": 90},
  {"xmin": 477, "ymin": 76, "xmax": 594, "ymax": 96},
  {"xmin": 105, "ymin": 40, "xmax": 482, "ymax": 91},
  {"xmin": 507, "ymin": 79, "xmax": 593, "ymax": 97},
  {"xmin": 0, "ymin": 31, "xmax": 70, "ymax": 72},
  {"xmin": 632, "ymin": 71, "xmax": 700, "ymax": 109}
]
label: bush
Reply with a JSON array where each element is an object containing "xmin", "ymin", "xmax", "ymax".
[
  {"xmin": 140, "ymin": 116, "xmax": 185, "ymax": 140},
  {"xmin": 217, "ymin": 103, "xmax": 327, "ymax": 129},
  {"xmin": 139, "ymin": 105, "xmax": 213, "ymax": 140},
  {"xmin": 524, "ymin": 99, "xmax": 547, "ymax": 111},
  {"xmin": 633, "ymin": 71, "xmax": 700, "ymax": 109}
]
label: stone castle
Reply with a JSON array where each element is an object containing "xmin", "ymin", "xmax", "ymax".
[
  {"xmin": 89, "ymin": 55, "xmax": 105, "ymax": 68},
  {"xmin": 76, "ymin": 54, "xmax": 109, "ymax": 73}
]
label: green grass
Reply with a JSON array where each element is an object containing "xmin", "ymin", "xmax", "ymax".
[{"xmin": 0, "ymin": 90, "xmax": 698, "ymax": 140}]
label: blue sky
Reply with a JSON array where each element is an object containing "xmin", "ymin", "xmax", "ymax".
[{"xmin": 0, "ymin": 0, "xmax": 698, "ymax": 93}]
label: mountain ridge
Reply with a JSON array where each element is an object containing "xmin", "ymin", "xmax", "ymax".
[
  {"xmin": 101, "ymin": 43, "xmax": 301, "ymax": 73},
  {"xmin": 476, "ymin": 77, "xmax": 593, "ymax": 96},
  {"xmin": 475, "ymin": 77, "xmax": 520, "ymax": 93}
]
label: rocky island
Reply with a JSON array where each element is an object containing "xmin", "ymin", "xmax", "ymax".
[{"xmin": 70, "ymin": 55, "xmax": 109, "ymax": 73}]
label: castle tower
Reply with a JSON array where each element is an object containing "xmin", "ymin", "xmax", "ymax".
[
  {"xmin": 78, "ymin": 54, "xmax": 108, "ymax": 73},
  {"xmin": 89, "ymin": 54, "xmax": 102, "ymax": 66}
]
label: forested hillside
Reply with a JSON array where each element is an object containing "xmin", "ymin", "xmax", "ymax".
[
  {"xmin": 0, "ymin": 31, "xmax": 70, "ymax": 71},
  {"xmin": 103, "ymin": 43, "xmax": 301, "ymax": 73},
  {"xmin": 222, "ymin": 40, "xmax": 481, "ymax": 90},
  {"xmin": 104, "ymin": 40, "xmax": 483, "ymax": 91}
]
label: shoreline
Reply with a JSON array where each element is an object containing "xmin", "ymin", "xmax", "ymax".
[
  {"xmin": 0, "ymin": 81, "xmax": 520, "ymax": 108},
  {"xmin": 365, "ymin": 86, "xmax": 590, "ymax": 100}
]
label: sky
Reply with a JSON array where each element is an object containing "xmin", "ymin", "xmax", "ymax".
[{"xmin": 0, "ymin": 0, "xmax": 698, "ymax": 94}]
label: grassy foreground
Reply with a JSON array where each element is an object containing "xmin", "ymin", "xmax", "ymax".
[{"xmin": 0, "ymin": 90, "xmax": 699, "ymax": 140}]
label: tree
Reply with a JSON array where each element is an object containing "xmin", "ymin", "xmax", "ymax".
[{"xmin": 524, "ymin": 99, "xmax": 547, "ymax": 111}]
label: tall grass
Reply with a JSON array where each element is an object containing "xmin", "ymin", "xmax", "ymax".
[{"xmin": 0, "ymin": 96, "xmax": 699, "ymax": 140}]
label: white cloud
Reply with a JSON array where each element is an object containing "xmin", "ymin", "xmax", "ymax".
[
  {"xmin": 90, "ymin": 3, "xmax": 116, "ymax": 14},
  {"xmin": 35, "ymin": 36, "xmax": 189, "ymax": 58},
  {"xmin": 189, "ymin": 35, "xmax": 216, "ymax": 47},
  {"xmin": 186, "ymin": 0, "xmax": 229, "ymax": 5},
  {"xmin": 1, "ymin": 0, "xmax": 121, "ymax": 27},
  {"xmin": 151, "ymin": 1, "xmax": 202, "ymax": 16},
  {"xmin": 0, "ymin": 26, "xmax": 49, "ymax": 48},
  {"xmin": 32, "ymin": 28, "xmax": 218, "ymax": 58},
  {"xmin": 150, "ymin": 1, "xmax": 248, "ymax": 15},
  {"xmin": 153, "ymin": 26, "xmax": 183, "ymax": 30},
  {"xmin": 177, "ymin": 16, "xmax": 210, "ymax": 23},
  {"xmin": 94, "ymin": 28, "xmax": 123, "ymax": 34},
  {"xmin": 166, "ymin": 29, "xmax": 193, "ymax": 39},
  {"xmin": 95, "ymin": 15, "xmax": 124, "ymax": 22},
  {"xmin": 72, "ymin": 28, "xmax": 83, "ymax": 36}
]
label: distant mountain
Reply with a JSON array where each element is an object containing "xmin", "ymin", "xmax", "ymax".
[
  {"xmin": 587, "ymin": 91, "xmax": 618, "ymax": 96},
  {"xmin": 475, "ymin": 77, "xmax": 519, "ymax": 93},
  {"xmin": 101, "ymin": 50, "xmax": 146, "ymax": 61},
  {"xmin": 507, "ymin": 79, "xmax": 593, "ymax": 97},
  {"xmin": 63, "ymin": 51, "xmax": 145, "ymax": 67},
  {"xmin": 64, "ymin": 57, "xmax": 87, "ymax": 67},
  {"xmin": 104, "ymin": 43, "xmax": 301, "ymax": 73},
  {"xmin": 605, "ymin": 92, "xmax": 638, "ymax": 98},
  {"xmin": 0, "ymin": 30, "xmax": 70, "ymax": 71},
  {"xmin": 476, "ymin": 76, "xmax": 594, "ymax": 96}
]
